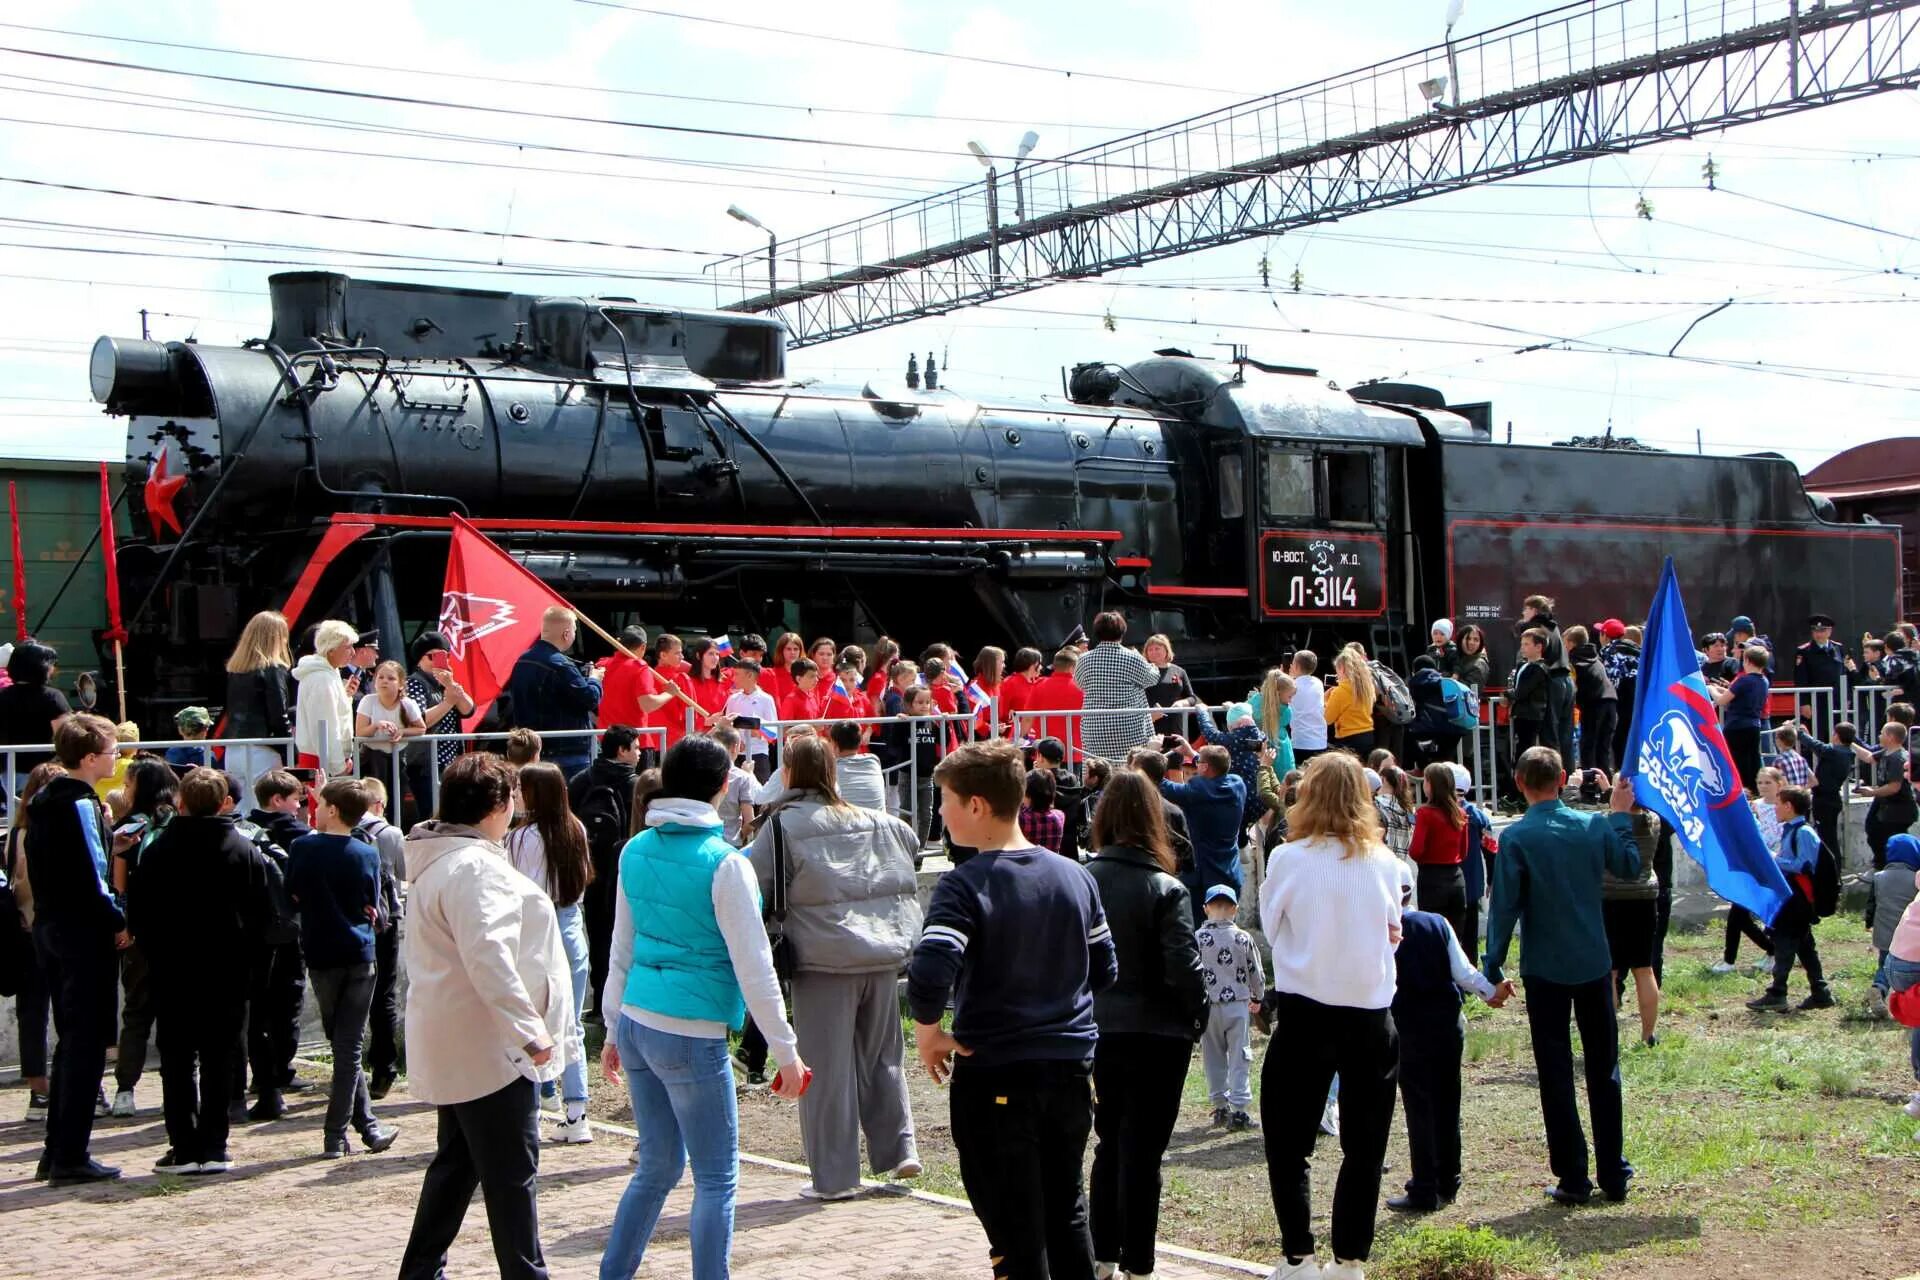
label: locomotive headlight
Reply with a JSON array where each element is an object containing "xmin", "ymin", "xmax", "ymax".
[{"xmin": 89, "ymin": 335, "xmax": 173, "ymax": 406}]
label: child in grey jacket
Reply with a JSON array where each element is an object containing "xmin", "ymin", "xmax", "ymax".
[
  {"xmin": 1868, "ymin": 834, "xmax": 1920, "ymax": 1017},
  {"xmin": 1194, "ymin": 884, "xmax": 1264, "ymax": 1130}
]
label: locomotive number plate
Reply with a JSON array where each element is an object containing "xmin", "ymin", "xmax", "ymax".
[{"xmin": 1258, "ymin": 531, "xmax": 1387, "ymax": 619}]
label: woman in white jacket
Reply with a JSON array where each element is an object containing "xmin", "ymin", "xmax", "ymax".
[
  {"xmin": 293, "ymin": 619, "xmax": 359, "ymax": 775},
  {"xmin": 398, "ymin": 752, "xmax": 575, "ymax": 1280}
]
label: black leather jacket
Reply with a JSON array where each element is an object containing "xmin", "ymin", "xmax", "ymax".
[
  {"xmin": 1085, "ymin": 844, "xmax": 1207, "ymax": 1041},
  {"xmin": 225, "ymin": 666, "xmax": 293, "ymax": 740}
]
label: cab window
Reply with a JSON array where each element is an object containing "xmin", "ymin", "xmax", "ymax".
[
  {"xmin": 1260, "ymin": 448, "xmax": 1314, "ymax": 521},
  {"xmin": 1325, "ymin": 451, "xmax": 1373, "ymax": 525},
  {"xmin": 1217, "ymin": 454, "xmax": 1245, "ymax": 520}
]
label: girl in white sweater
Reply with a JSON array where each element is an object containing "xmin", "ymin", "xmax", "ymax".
[{"xmin": 1258, "ymin": 751, "xmax": 1406, "ymax": 1280}]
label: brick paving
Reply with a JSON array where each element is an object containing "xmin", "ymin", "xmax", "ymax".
[{"xmin": 0, "ymin": 1074, "xmax": 1260, "ymax": 1279}]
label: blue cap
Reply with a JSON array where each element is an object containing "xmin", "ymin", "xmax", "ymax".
[
  {"xmin": 1888, "ymin": 834, "xmax": 1920, "ymax": 869},
  {"xmin": 1204, "ymin": 884, "xmax": 1238, "ymax": 905},
  {"xmin": 1730, "ymin": 615, "xmax": 1755, "ymax": 635}
]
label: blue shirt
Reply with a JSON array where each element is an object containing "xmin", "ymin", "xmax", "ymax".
[
  {"xmin": 1160, "ymin": 773, "xmax": 1248, "ymax": 890},
  {"xmin": 1482, "ymin": 800, "xmax": 1640, "ymax": 986},
  {"xmin": 1776, "ymin": 818, "xmax": 1820, "ymax": 878},
  {"xmin": 1723, "ymin": 671, "xmax": 1770, "ymax": 731},
  {"xmin": 285, "ymin": 832, "xmax": 380, "ymax": 969}
]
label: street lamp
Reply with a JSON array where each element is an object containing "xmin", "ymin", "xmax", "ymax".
[
  {"xmin": 727, "ymin": 204, "xmax": 776, "ymax": 299},
  {"xmin": 968, "ymin": 132, "xmax": 1041, "ymax": 222}
]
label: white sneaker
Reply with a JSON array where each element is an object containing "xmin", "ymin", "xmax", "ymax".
[
  {"xmin": 110, "ymin": 1090, "xmax": 136, "ymax": 1118},
  {"xmin": 1268, "ymin": 1260, "xmax": 1322, "ymax": 1280},
  {"xmin": 551, "ymin": 1116, "xmax": 594, "ymax": 1144},
  {"xmin": 1752, "ymin": 956, "xmax": 1775, "ymax": 974},
  {"xmin": 1324, "ymin": 1263, "xmax": 1367, "ymax": 1280},
  {"xmin": 1094, "ymin": 1265, "xmax": 1120, "ymax": 1280},
  {"xmin": 892, "ymin": 1157, "xmax": 922, "ymax": 1179},
  {"xmin": 798, "ymin": 1182, "xmax": 860, "ymax": 1201},
  {"xmin": 1903, "ymin": 1093, "xmax": 1920, "ymax": 1119},
  {"xmin": 1318, "ymin": 1098, "xmax": 1340, "ymax": 1137},
  {"xmin": 1709, "ymin": 961, "xmax": 1737, "ymax": 975},
  {"xmin": 538, "ymin": 1091, "xmax": 562, "ymax": 1115}
]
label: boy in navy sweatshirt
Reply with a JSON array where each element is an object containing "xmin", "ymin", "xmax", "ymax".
[
  {"xmin": 285, "ymin": 778, "xmax": 396, "ymax": 1159},
  {"xmin": 908, "ymin": 739, "xmax": 1118, "ymax": 1280}
]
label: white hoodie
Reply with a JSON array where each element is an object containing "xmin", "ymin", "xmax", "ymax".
[{"xmin": 292, "ymin": 652, "xmax": 355, "ymax": 773}]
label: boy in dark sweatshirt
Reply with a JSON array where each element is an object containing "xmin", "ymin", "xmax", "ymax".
[
  {"xmin": 243, "ymin": 768, "xmax": 311, "ymax": 1116},
  {"xmin": 285, "ymin": 778, "xmax": 396, "ymax": 1158},
  {"xmin": 908, "ymin": 739, "xmax": 1118, "ymax": 1280},
  {"xmin": 26, "ymin": 713, "xmax": 126, "ymax": 1185},
  {"xmin": 126, "ymin": 767, "xmax": 271, "ymax": 1174}
]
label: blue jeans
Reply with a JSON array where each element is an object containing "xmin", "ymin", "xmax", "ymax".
[
  {"xmin": 1887, "ymin": 955, "xmax": 1920, "ymax": 1082},
  {"xmin": 600, "ymin": 1016, "xmax": 738, "ymax": 1280},
  {"xmin": 540, "ymin": 905, "xmax": 591, "ymax": 1109}
]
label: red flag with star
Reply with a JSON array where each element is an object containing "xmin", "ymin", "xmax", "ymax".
[
  {"xmin": 7, "ymin": 481, "xmax": 22, "ymax": 643},
  {"xmin": 439, "ymin": 516, "xmax": 578, "ymax": 728},
  {"xmin": 99, "ymin": 462, "xmax": 125, "ymax": 645}
]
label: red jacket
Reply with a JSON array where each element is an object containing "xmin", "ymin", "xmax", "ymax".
[
  {"xmin": 597, "ymin": 652, "xmax": 657, "ymax": 731},
  {"xmin": 1409, "ymin": 805, "xmax": 1469, "ymax": 866},
  {"xmin": 761, "ymin": 664, "xmax": 795, "ymax": 707},
  {"xmin": 650, "ymin": 663, "xmax": 697, "ymax": 748},
  {"xmin": 780, "ymin": 685, "xmax": 827, "ymax": 725},
  {"xmin": 689, "ymin": 674, "xmax": 731, "ymax": 719},
  {"xmin": 1023, "ymin": 672, "xmax": 1085, "ymax": 758}
]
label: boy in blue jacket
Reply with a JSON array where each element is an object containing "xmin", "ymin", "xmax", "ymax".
[
  {"xmin": 908, "ymin": 739, "xmax": 1118, "ymax": 1280},
  {"xmin": 1748, "ymin": 786, "xmax": 1835, "ymax": 1012},
  {"xmin": 1159, "ymin": 739, "xmax": 1248, "ymax": 923}
]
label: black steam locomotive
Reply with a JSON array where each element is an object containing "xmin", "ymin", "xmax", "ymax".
[{"xmin": 90, "ymin": 271, "xmax": 1900, "ymax": 717}]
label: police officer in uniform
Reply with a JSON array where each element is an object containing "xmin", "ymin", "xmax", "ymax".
[{"xmin": 1793, "ymin": 614, "xmax": 1853, "ymax": 737}]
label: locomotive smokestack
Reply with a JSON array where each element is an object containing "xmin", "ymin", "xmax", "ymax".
[
  {"xmin": 906, "ymin": 353, "xmax": 920, "ymax": 390},
  {"xmin": 926, "ymin": 353, "xmax": 938, "ymax": 391}
]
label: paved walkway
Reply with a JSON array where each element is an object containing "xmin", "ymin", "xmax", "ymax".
[{"xmin": 0, "ymin": 1074, "xmax": 1259, "ymax": 1279}]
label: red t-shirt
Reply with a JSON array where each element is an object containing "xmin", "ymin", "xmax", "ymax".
[
  {"xmin": 689, "ymin": 674, "xmax": 731, "ymax": 719},
  {"xmin": 650, "ymin": 663, "xmax": 697, "ymax": 747},
  {"xmin": 865, "ymin": 670, "xmax": 891, "ymax": 704},
  {"xmin": 1022, "ymin": 672, "xmax": 1085, "ymax": 758},
  {"xmin": 597, "ymin": 653, "xmax": 659, "ymax": 732},
  {"xmin": 1409, "ymin": 805, "xmax": 1469, "ymax": 866},
  {"xmin": 780, "ymin": 685, "xmax": 827, "ymax": 726},
  {"xmin": 761, "ymin": 663, "xmax": 795, "ymax": 707}
]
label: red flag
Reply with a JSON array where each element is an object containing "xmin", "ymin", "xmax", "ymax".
[
  {"xmin": 99, "ymin": 463, "xmax": 125, "ymax": 645},
  {"xmin": 438, "ymin": 516, "xmax": 577, "ymax": 727},
  {"xmin": 8, "ymin": 481, "xmax": 23, "ymax": 643}
]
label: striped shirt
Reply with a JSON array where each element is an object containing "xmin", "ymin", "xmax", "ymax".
[{"xmin": 1073, "ymin": 642, "xmax": 1157, "ymax": 762}]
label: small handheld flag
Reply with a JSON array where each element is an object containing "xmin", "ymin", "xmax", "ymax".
[
  {"xmin": 965, "ymin": 679, "xmax": 990, "ymax": 709},
  {"xmin": 831, "ymin": 676, "xmax": 850, "ymax": 699},
  {"xmin": 1623, "ymin": 558, "xmax": 1791, "ymax": 924},
  {"xmin": 713, "ymin": 633, "xmax": 734, "ymax": 657}
]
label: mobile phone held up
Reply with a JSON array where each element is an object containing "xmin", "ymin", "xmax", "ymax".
[{"xmin": 770, "ymin": 1066, "xmax": 813, "ymax": 1097}]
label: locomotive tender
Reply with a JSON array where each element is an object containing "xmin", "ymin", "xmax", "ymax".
[{"xmin": 89, "ymin": 271, "xmax": 1899, "ymax": 717}]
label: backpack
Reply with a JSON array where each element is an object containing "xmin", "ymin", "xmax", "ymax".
[
  {"xmin": 1807, "ymin": 825, "xmax": 1841, "ymax": 919},
  {"xmin": 1439, "ymin": 676, "xmax": 1480, "ymax": 732},
  {"xmin": 236, "ymin": 819, "xmax": 300, "ymax": 945},
  {"xmin": 1370, "ymin": 660, "xmax": 1415, "ymax": 725},
  {"xmin": 574, "ymin": 779, "xmax": 629, "ymax": 875}
]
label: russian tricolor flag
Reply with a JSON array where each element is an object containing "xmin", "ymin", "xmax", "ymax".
[
  {"xmin": 713, "ymin": 632, "xmax": 734, "ymax": 657},
  {"xmin": 965, "ymin": 679, "xmax": 990, "ymax": 709},
  {"xmin": 831, "ymin": 676, "xmax": 850, "ymax": 699},
  {"xmin": 760, "ymin": 724, "xmax": 778, "ymax": 742}
]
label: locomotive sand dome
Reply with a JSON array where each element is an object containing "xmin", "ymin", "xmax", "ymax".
[{"xmin": 92, "ymin": 271, "xmax": 1898, "ymax": 721}]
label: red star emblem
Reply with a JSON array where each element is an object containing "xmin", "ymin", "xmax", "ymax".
[{"xmin": 144, "ymin": 444, "xmax": 186, "ymax": 539}]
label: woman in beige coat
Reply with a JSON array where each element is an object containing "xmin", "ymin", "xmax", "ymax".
[{"xmin": 398, "ymin": 753, "xmax": 575, "ymax": 1280}]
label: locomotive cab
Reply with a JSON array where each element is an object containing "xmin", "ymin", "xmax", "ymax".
[{"xmin": 1081, "ymin": 353, "xmax": 1418, "ymax": 636}]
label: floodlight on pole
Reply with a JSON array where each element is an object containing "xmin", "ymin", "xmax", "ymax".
[
  {"xmin": 726, "ymin": 204, "xmax": 776, "ymax": 299},
  {"xmin": 966, "ymin": 140, "xmax": 992, "ymax": 167}
]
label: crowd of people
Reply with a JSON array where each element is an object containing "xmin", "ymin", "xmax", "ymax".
[{"xmin": 4, "ymin": 592, "xmax": 1920, "ymax": 1280}]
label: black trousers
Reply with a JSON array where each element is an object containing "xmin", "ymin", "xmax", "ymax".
[
  {"xmin": 738, "ymin": 1018, "xmax": 768, "ymax": 1075},
  {"xmin": 1867, "ymin": 804, "xmax": 1915, "ymax": 872},
  {"xmin": 950, "ymin": 1057, "xmax": 1095, "ymax": 1280},
  {"xmin": 399, "ymin": 1075, "xmax": 549, "ymax": 1280},
  {"xmin": 1610, "ymin": 708, "xmax": 1634, "ymax": 781},
  {"xmin": 1722, "ymin": 905, "xmax": 1773, "ymax": 965},
  {"xmin": 1397, "ymin": 1012, "xmax": 1465, "ymax": 1205},
  {"xmin": 1415, "ymin": 864, "xmax": 1469, "ymax": 950},
  {"xmin": 1578, "ymin": 701, "xmax": 1617, "ymax": 773},
  {"xmin": 1090, "ymin": 1033, "xmax": 1191, "ymax": 1276},
  {"xmin": 1512, "ymin": 718, "xmax": 1549, "ymax": 758},
  {"xmin": 155, "ymin": 971, "xmax": 247, "ymax": 1162},
  {"xmin": 1724, "ymin": 728, "xmax": 1762, "ymax": 795},
  {"xmin": 1549, "ymin": 677, "xmax": 1575, "ymax": 768},
  {"xmin": 1332, "ymin": 731, "xmax": 1375, "ymax": 759},
  {"xmin": 1523, "ymin": 975, "xmax": 1629, "ymax": 1198},
  {"xmin": 1812, "ymin": 795, "xmax": 1843, "ymax": 879},
  {"xmin": 1259, "ymin": 993, "xmax": 1398, "ymax": 1263},
  {"xmin": 249, "ymin": 940, "xmax": 306, "ymax": 1091},
  {"xmin": 1767, "ymin": 902, "xmax": 1830, "ymax": 1000},
  {"xmin": 583, "ymin": 849, "xmax": 619, "ymax": 1021},
  {"xmin": 368, "ymin": 925, "xmax": 403, "ymax": 1078},
  {"xmin": 34, "ymin": 919, "xmax": 117, "ymax": 1169},
  {"xmin": 1650, "ymin": 869, "xmax": 1673, "ymax": 986},
  {"xmin": 16, "ymin": 934, "xmax": 49, "ymax": 1079}
]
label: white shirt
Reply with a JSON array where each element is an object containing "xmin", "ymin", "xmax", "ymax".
[
  {"xmin": 1260, "ymin": 832, "xmax": 1402, "ymax": 1010},
  {"xmin": 834, "ymin": 753, "xmax": 888, "ymax": 812},
  {"xmin": 723, "ymin": 689, "xmax": 778, "ymax": 758},
  {"xmin": 1290, "ymin": 675, "xmax": 1328, "ymax": 750},
  {"xmin": 356, "ymin": 692, "xmax": 423, "ymax": 753}
]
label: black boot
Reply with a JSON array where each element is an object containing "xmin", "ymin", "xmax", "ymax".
[{"xmin": 247, "ymin": 1089, "xmax": 286, "ymax": 1121}]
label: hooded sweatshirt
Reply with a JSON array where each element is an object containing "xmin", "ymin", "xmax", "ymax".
[
  {"xmin": 402, "ymin": 820, "xmax": 575, "ymax": 1106},
  {"xmin": 127, "ymin": 813, "xmax": 270, "ymax": 973},
  {"xmin": 1871, "ymin": 835, "xmax": 1920, "ymax": 953},
  {"xmin": 24, "ymin": 773, "xmax": 122, "ymax": 934},
  {"xmin": 292, "ymin": 652, "xmax": 354, "ymax": 773}
]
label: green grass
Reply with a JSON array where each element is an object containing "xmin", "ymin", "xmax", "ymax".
[{"xmin": 1373, "ymin": 1225, "xmax": 1562, "ymax": 1280}]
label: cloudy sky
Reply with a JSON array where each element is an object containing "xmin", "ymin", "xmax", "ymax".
[{"xmin": 3, "ymin": 0, "xmax": 1918, "ymax": 471}]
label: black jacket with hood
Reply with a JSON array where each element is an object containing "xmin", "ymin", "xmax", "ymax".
[
  {"xmin": 24, "ymin": 774, "xmax": 122, "ymax": 935},
  {"xmin": 1085, "ymin": 843, "xmax": 1207, "ymax": 1040},
  {"xmin": 127, "ymin": 813, "xmax": 271, "ymax": 974}
]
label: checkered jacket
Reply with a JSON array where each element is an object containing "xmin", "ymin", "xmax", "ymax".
[{"xmin": 1073, "ymin": 642, "xmax": 1157, "ymax": 761}]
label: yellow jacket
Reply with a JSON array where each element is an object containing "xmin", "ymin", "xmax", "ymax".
[{"xmin": 1323, "ymin": 682, "xmax": 1376, "ymax": 739}]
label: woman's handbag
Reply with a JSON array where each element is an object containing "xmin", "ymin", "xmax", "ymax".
[{"xmin": 766, "ymin": 814, "xmax": 798, "ymax": 984}]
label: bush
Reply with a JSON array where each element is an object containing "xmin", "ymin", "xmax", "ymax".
[{"xmin": 1374, "ymin": 1225, "xmax": 1559, "ymax": 1280}]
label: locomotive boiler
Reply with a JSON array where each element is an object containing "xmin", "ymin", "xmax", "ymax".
[{"xmin": 90, "ymin": 271, "xmax": 1900, "ymax": 720}]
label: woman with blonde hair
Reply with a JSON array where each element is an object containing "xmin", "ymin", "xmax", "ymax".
[
  {"xmin": 293, "ymin": 619, "xmax": 359, "ymax": 774},
  {"xmin": 1143, "ymin": 632, "xmax": 1198, "ymax": 739},
  {"xmin": 1258, "ymin": 751, "xmax": 1405, "ymax": 1280},
  {"xmin": 224, "ymin": 610, "xmax": 295, "ymax": 784},
  {"xmin": 748, "ymin": 733, "xmax": 922, "ymax": 1200},
  {"xmin": 1251, "ymin": 668, "xmax": 1297, "ymax": 776},
  {"xmin": 1323, "ymin": 646, "xmax": 1379, "ymax": 759}
]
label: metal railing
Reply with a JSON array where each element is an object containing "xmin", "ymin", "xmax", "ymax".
[{"xmin": 744, "ymin": 711, "xmax": 977, "ymax": 843}]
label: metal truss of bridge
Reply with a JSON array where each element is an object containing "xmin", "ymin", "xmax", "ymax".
[{"xmin": 709, "ymin": 0, "xmax": 1920, "ymax": 347}]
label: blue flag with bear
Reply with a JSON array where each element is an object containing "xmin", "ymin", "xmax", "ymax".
[{"xmin": 1621, "ymin": 558, "xmax": 1792, "ymax": 924}]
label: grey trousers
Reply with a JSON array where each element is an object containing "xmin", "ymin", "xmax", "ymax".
[
  {"xmin": 1200, "ymin": 1002, "xmax": 1253, "ymax": 1108},
  {"xmin": 310, "ymin": 963, "xmax": 378, "ymax": 1141},
  {"xmin": 790, "ymin": 969, "xmax": 917, "ymax": 1194}
]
